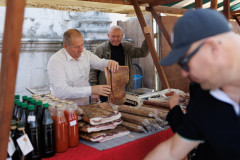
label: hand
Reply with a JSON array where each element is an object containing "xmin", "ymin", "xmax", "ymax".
[
  {"xmin": 168, "ymin": 94, "xmax": 181, "ymax": 109},
  {"xmin": 91, "ymin": 85, "xmax": 111, "ymax": 97},
  {"xmin": 144, "ymin": 26, "xmax": 152, "ymax": 34},
  {"xmin": 108, "ymin": 60, "xmax": 119, "ymax": 72}
]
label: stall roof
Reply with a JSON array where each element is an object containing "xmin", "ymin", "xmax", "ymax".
[{"xmin": 1, "ymin": 0, "xmax": 240, "ymax": 15}]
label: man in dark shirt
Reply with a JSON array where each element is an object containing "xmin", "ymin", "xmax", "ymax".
[
  {"xmin": 89, "ymin": 25, "xmax": 151, "ymax": 102},
  {"xmin": 145, "ymin": 9, "xmax": 240, "ymax": 160}
]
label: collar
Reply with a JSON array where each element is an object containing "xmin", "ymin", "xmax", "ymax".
[
  {"xmin": 210, "ymin": 88, "xmax": 240, "ymax": 115},
  {"xmin": 64, "ymin": 48, "xmax": 85, "ymax": 61}
]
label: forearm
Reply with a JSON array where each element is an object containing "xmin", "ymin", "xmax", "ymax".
[{"xmin": 51, "ymin": 85, "xmax": 91, "ymax": 99}]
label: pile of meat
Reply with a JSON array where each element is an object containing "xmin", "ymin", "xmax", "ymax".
[
  {"xmin": 78, "ymin": 103, "xmax": 130, "ymax": 142},
  {"xmin": 143, "ymin": 88, "xmax": 189, "ymax": 112},
  {"xmin": 112, "ymin": 105, "xmax": 168, "ymax": 133}
]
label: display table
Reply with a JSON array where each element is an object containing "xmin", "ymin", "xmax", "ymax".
[{"xmin": 43, "ymin": 128, "xmax": 173, "ymax": 160}]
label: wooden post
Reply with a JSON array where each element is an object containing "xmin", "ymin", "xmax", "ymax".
[
  {"xmin": 195, "ymin": 0, "xmax": 203, "ymax": 8},
  {"xmin": 210, "ymin": 0, "xmax": 218, "ymax": 9},
  {"xmin": 223, "ymin": 0, "xmax": 230, "ymax": 20},
  {"xmin": 0, "ymin": 0, "xmax": 26, "ymax": 159},
  {"xmin": 148, "ymin": 7, "xmax": 172, "ymax": 48},
  {"xmin": 129, "ymin": 0, "xmax": 170, "ymax": 89}
]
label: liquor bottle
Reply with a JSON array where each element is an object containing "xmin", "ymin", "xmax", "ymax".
[
  {"xmin": 41, "ymin": 103, "xmax": 56, "ymax": 157},
  {"xmin": 13, "ymin": 99, "xmax": 20, "ymax": 120},
  {"xmin": 27, "ymin": 105, "xmax": 42, "ymax": 160},
  {"xmin": 20, "ymin": 103, "xmax": 28, "ymax": 126},
  {"xmin": 36, "ymin": 101, "xmax": 43, "ymax": 125},
  {"xmin": 22, "ymin": 96, "xmax": 28, "ymax": 103},
  {"xmin": 15, "ymin": 101, "xmax": 23, "ymax": 121}
]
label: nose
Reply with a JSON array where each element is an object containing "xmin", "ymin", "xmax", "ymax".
[{"xmin": 181, "ymin": 69, "xmax": 189, "ymax": 77}]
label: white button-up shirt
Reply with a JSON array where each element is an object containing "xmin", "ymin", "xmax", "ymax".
[{"xmin": 47, "ymin": 48, "xmax": 109, "ymax": 105}]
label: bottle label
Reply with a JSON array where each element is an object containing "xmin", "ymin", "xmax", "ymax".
[
  {"xmin": 7, "ymin": 136, "xmax": 16, "ymax": 157},
  {"xmin": 27, "ymin": 116, "xmax": 36, "ymax": 122},
  {"xmin": 70, "ymin": 120, "xmax": 77, "ymax": 126},
  {"xmin": 16, "ymin": 134, "xmax": 34, "ymax": 156}
]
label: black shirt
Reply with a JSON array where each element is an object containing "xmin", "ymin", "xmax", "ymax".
[
  {"xmin": 177, "ymin": 87, "xmax": 240, "ymax": 160},
  {"xmin": 110, "ymin": 44, "xmax": 125, "ymax": 65}
]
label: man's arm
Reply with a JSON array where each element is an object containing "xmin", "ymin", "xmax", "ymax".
[{"xmin": 144, "ymin": 133, "xmax": 200, "ymax": 160}]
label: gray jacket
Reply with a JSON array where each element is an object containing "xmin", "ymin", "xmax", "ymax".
[{"xmin": 89, "ymin": 40, "xmax": 149, "ymax": 90}]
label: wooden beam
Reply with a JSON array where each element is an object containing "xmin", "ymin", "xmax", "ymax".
[
  {"xmin": 146, "ymin": 5, "xmax": 188, "ymax": 15},
  {"xmin": 148, "ymin": 0, "xmax": 183, "ymax": 7},
  {"xmin": 210, "ymin": 0, "xmax": 218, "ymax": 9},
  {"xmin": 148, "ymin": 6, "xmax": 172, "ymax": 47},
  {"xmin": 223, "ymin": 0, "xmax": 230, "ymax": 20},
  {"xmin": 195, "ymin": 0, "xmax": 203, "ymax": 8},
  {"xmin": 129, "ymin": 0, "xmax": 170, "ymax": 89},
  {"xmin": 0, "ymin": 0, "xmax": 26, "ymax": 159}
]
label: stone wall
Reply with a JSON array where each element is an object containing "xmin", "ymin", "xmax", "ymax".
[{"xmin": 0, "ymin": 7, "xmax": 125, "ymax": 97}]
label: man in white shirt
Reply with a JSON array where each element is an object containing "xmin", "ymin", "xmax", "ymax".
[{"xmin": 47, "ymin": 29, "xmax": 119, "ymax": 105}]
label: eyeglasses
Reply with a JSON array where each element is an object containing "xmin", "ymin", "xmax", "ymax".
[{"xmin": 178, "ymin": 43, "xmax": 205, "ymax": 72}]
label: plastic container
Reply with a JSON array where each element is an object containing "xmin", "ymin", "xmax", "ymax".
[
  {"xmin": 64, "ymin": 103, "xmax": 79, "ymax": 147},
  {"xmin": 52, "ymin": 104, "xmax": 68, "ymax": 153},
  {"xmin": 132, "ymin": 63, "xmax": 143, "ymax": 90}
]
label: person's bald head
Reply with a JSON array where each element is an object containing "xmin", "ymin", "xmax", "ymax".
[
  {"xmin": 63, "ymin": 29, "xmax": 84, "ymax": 59},
  {"xmin": 63, "ymin": 29, "xmax": 83, "ymax": 46},
  {"xmin": 108, "ymin": 26, "xmax": 123, "ymax": 46}
]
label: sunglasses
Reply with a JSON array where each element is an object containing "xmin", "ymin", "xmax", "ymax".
[{"xmin": 178, "ymin": 43, "xmax": 205, "ymax": 72}]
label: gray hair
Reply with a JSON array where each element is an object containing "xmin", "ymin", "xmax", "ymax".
[
  {"xmin": 63, "ymin": 29, "xmax": 83, "ymax": 45},
  {"xmin": 108, "ymin": 25, "xmax": 123, "ymax": 34}
]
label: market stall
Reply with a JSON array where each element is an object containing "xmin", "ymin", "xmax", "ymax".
[{"xmin": 1, "ymin": 0, "xmax": 240, "ymax": 160}]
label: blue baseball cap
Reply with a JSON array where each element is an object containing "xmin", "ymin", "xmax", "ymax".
[{"xmin": 160, "ymin": 8, "xmax": 232, "ymax": 66}]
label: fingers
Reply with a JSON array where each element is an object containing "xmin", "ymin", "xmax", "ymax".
[
  {"xmin": 100, "ymin": 85, "xmax": 111, "ymax": 96},
  {"xmin": 108, "ymin": 60, "xmax": 119, "ymax": 72}
]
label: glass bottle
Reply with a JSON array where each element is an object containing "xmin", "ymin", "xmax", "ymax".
[
  {"xmin": 13, "ymin": 99, "xmax": 20, "ymax": 120},
  {"xmin": 27, "ymin": 105, "xmax": 42, "ymax": 160},
  {"xmin": 52, "ymin": 104, "xmax": 68, "ymax": 153},
  {"xmin": 27, "ymin": 97, "xmax": 33, "ymax": 105},
  {"xmin": 10, "ymin": 120, "xmax": 21, "ymax": 160},
  {"xmin": 14, "ymin": 95, "xmax": 20, "ymax": 100},
  {"xmin": 64, "ymin": 103, "xmax": 79, "ymax": 147},
  {"xmin": 20, "ymin": 103, "xmax": 28, "ymax": 127},
  {"xmin": 22, "ymin": 96, "xmax": 28, "ymax": 103},
  {"xmin": 41, "ymin": 103, "xmax": 56, "ymax": 157},
  {"xmin": 16, "ymin": 122, "xmax": 31, "ymax": 160},
  {"xmin": 30, "ymin": 99, "xmax": 37, "ymax": 113},
  {"xmin": 36, "ymin": 101, "xmax": 43, "ymax": 126},
  {"xmin": 15, "ymin": 101, "xmax": 23, "ymax": 121}
]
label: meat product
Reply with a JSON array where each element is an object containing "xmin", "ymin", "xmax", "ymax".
[
  {"xmin": 79, "ymin": 119, "xmax": 122, "ymax": 133},
  {"xmin": 143, "ymin": 99, "xmax": 170, "ymax": 109},
  {"xmin": 105, "ymin": 66, "xmax": 129, "ymax": 105},
  {"xmin": 117, "ymin": 105, "xmax": 159, "ymax": 118},
  {"xmin": 121, "ymin": 121, "xmax": 147, "ymax": 133},
  {"xmin": 79, "ymin": 126, "xmax": 130, "ymax": 142},
  {"xmin": 80, "ymin": 104, "xmax": 121, "ymax": 125}
]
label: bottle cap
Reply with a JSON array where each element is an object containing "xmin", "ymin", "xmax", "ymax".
[
  {"xmin": 36, "ymin": 101, "xmax": 42, "ymax": 105},
  {"xmin": 17, "ymin": 122, "xmax": 25, "ymax": 128},
  {"xmin": 21, "ymin": 103, "xmax": 28, "ymax": 108},
  {"xmin": 17, "ymin": 101, "xmax": 23, "ymax": 107},
  {"xmin": 14, "ymin": 99, "xmax": 20, "ymax": 104},
  {"xmin": 22, "ymin": 95, "xmax": 28, "ymax": 101},
  {"xmin": 27, "ymin": 97, "xmax": 33, "ymax": 102},
  {"xmin": 30, "ymin": 99, "xmax": 36, "ymax": 105},
  {"xmin": 32, "ymin": 94, "xmax": 39, "ymax": 97},
  {"xmin": 11, "ymin": 120, "xmax": 17, "ymax": 126},
  {"xmin": 55, "ymin": 104, "xmax": 63, "ymax": 108},
  {"xmin": 67, "ymin": 101, "xmax": 74, "ymax": 105},
  {"xmin": 14, "ymin": 95, "xmax": 20, "ymax": 99},
  {"xmin": 28, "ymin": 105, "xmax": 35, "ymax": 110},
  {"xmin": 44, "ymin": 94, "xmax": 51, "ymax": 97},
  {"xmin": 43, "ymin": 103, "xmax": 49, "ymax": 108}
]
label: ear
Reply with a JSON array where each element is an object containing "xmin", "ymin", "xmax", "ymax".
[
  {"xmin": 204, "ymin": 39, "xmax": 222, "ymax": 61},
  {"xmin": 107, "ymin": 33, "xmax": 110, "ymax": 38},
  {"xmin": 63, "ymin": 43, "xmax": 67, "ymax": 49}
]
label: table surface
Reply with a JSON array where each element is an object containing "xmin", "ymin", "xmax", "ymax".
[{"xmin": 43, "ymin": 128, "xmax": 173, "ymax": 160}]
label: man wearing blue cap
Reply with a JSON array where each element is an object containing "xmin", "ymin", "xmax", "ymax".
[{"xmin": 145, "ymin": 8, "xmax": 240, "ymax": 160}]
